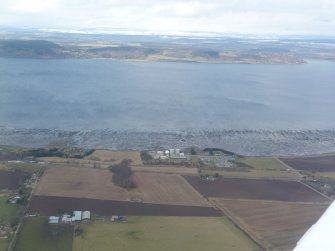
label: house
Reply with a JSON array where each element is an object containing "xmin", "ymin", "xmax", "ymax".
[
  {"xmin": 61, "ymin": 214, "xmax": 72, "ymax": 223},
  {"xmin": 111, "ymin": 216, "xmax": 126, "ymax": 222},
  {"xmin": 82, "ymin": 211, "xmax": 91, "ymax": 220},
  {"xmin": 49, "ymin": 216, "xmax": 60, "ymax": 224},
  {"xmin": 72, "ymin": 211, "xmax": 82, "ymax": 221}
]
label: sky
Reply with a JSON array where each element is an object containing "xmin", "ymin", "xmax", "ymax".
[{"xmin": 0, "ymin": 0, "xmax": 334, "ymax": 35}]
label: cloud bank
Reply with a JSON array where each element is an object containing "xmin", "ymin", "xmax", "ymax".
[{"xmin": 0, "ymin": 0, "xmax": 334, "ymax": 35}]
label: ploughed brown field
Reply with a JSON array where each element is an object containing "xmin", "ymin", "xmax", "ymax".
[
  {"xmin": 132, "ymin": 172, "xmax": 210, "ymax": 207},
  {"xmin": 213, "ymin": 198, "xmax": 328, "ymax": 251},
  {"xmin": 28, "ymin": 196, "xmax": 221, "ymax": 217},
  {"xmin": 0, "ymin": 170, "xmax": 22, "ymax": 190},
  {"xmin": 34, "ymin": 167, "xmax": 209, "ymax": 207},
  {"xmin": 280, "ymin": 156, "xmax": 335, "ymax": 172},
  {"xmin": 34, "ymin": 167, "xmax": 130, "ymax": 201},
  {"xmin": 184, "ymin": 176, "xmax": 329, "ymax": 202}
]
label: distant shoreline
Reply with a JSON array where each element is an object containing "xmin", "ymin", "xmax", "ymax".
[{"xmin": 1, "ymin": 127, "xmax": 335, "ymax": 157}]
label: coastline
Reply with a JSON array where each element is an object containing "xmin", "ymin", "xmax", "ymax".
[{"xmin": 1, "ymin": 127, "xmax": 335, "ymax": 156}]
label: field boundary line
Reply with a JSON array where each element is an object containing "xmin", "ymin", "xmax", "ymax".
[
  {"xmin": 275, "ymin": 157, "xmax": 303, "ymax": 179},
  {"xmin": 210, "ymin": 197, "xmax": 331, "ymax": 205},
  {"xmin": 299, "ymin": 181, "xmax": 332, "ymax": 201},
  {"xmin": 208, "ymin": 198, "xmax": 266, "ymax": 251}
]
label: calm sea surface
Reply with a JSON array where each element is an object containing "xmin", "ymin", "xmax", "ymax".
[{"xmin": 1, "ymin": 58, "xmax": 334, "ymax": 131}]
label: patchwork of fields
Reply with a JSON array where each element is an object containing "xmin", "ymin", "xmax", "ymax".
[
  {"xmin": 7, "ymin": 151, "xmax": 334, "ymax": 251},
  {"xmin": 34, "ymin": 167, "xmax": 209, "ymax": 206}
]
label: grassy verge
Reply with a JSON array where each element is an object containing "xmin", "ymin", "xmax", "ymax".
[
  {"xmin": 14, "ymin": 217, "xmax": 73, "ymax": 251},
  {"xmin": 0, "ymin": 239, "xmax": 9, "ymax": 251},
  {"xmin": 237, "ymin": 157, "xmax": 288, "ymax": 170},
  {"xmin": 73, "ymin": 216, "xmax": 258, "ymax": 251},
  {"xmin": 5, "ymin": 163, "xmax": 44, "ymax": 174}
]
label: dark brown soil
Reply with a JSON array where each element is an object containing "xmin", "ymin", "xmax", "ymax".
[
  {"xmin": 184, "ymin": 176, "xmax": 328, "ymax": 202},
  {"xmin": 28, "ymin": 196, "xmax": 222, "ymax": 216},
  {"xmin": 280, "ymin": 156, "xmax": 335, "ymax": 172},
  {"xmin": 0, "ymin": 170, "xmax": 22, "ymax": 189}
]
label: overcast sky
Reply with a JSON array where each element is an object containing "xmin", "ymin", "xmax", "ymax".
[{"xmin": 0, "ymin": 0, "xmax": 334, "ymax": 35}]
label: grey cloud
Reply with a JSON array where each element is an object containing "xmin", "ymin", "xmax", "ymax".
[{"xmin": 0, "ymin": 0, "xmax": 334, "ymax": 35}]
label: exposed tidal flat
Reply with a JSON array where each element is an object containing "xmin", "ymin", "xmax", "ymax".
[
  {"xmin": 1, "ymin": 128, "xmax": 335, "ymax": 156},
  {"xmin": 1, "ymin": 58, "xmax": 335, "ymax": 155}
]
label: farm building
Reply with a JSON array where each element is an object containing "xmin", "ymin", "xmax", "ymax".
[
  {"xmin": 48, "ymin": 216, "xmax": 60, "ymax": 224},
  {"xmin": 82, "ymin": 211, "xmax": 91, "ymax": 220},
  {"xmin": 72, "ymin": 211, "xmax": 82, "ymax": 221},
  {"xmin": 150, "ymin": 149, "xmax": 187, "ymax": 160},
  {"xmin": 63, "ymin": 211, "xmax": 91, "ymax": 223},
  {"xmin": 61, "ymin": 214, "xmax": 72, "ymax": 223}
]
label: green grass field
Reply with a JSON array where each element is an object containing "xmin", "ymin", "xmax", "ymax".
[
  {"xmin": 14, "ymin": 217, "xmax": 73, "ymax": 251},
  {"xmin": 0, "ymin": 239, "xmax": 8, "ymax": 251},
  {"xmin": 5, "ymin": 163, "xmax": 44, "ymax": 174},
  {"xmin": 73, "ymin": 217, "xmax": 259, "ymax": 251},
  {"xmin": 0, "ymin": 196, "xmax": 21, "ymax": 226},
  {"xmin": 237, "ymin": 157, "xmax": 287, "ymax": 171}
]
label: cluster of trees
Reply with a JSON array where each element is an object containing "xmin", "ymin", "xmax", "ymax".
[
  {"xmin": 27, "ymin": 148, "xmax": 65, "ymax": 158},
  {"xmin": 109, "ymin": 159, "xmax": 135, "ymax": 189},
  {"xmin": 140, "ymin": 151, "xmax": 153, "ymax": 161},
  {"xmin": 203, "ymin": 148, "xmax": 235, "ymax": 155},
  {"xmin": 26, "ymin": 148, "xmax": 94, "ymax": 159}
]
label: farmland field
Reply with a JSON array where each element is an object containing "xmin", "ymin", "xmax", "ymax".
[
  {"xmin": 184, "ymin": 176, "xmax": 329, "ymax": 202},
  {"xmin": 0, "ymin": 170, "xmax": 22, "ymax": 190},
  {"xmin": 0, "ymin": 239, "xmax": 8, "ymax": 251},
  {"xmin": 280, "ymin": 156, "xmax": 335, "ymax": 172},
  {"xmin": 4, "ymin": 162, "xmax": 44, "ymax": 174},
  {"xmin": 14, "ymin": 217, "xmax": 73, "ymax": 251},
  {"xmin": 213, "ymin": 198, "xmax": 328, "ymax": 251},
  {"xmin": 73, "ymin": 216, "xmax": 259, "ymax": 251},
  {"xmin": 35, "ymin": 167, "xmax": 208, "ymax": 206},
  {"xmin": 34, "ymin": 167, "xmax": 130, "ymax": 201},
  {"xmin": 200, "ymin": 168, "xmax": 300, "ymax": 180},
  {"xmin": 38, "ymin": 150, "xmax": 143, "ymax": 168},
  {"xmin": 28, "ymin": 196, "xmax": 221, "ymax": 216},
  {"xmin": 237, "ymin": 157, "xmax": 288, "ymax": 170},
  {"xmin": 85, "ymin": 150, "xmax": 143, "ymax": 165},
  {"xmin": 132, "ymin": 165, "xmax": 197, "ymax": 175},
  {"xmin": 0, "ymin": 196, "xmax": 21, "ymax": 226},
  {"xmin": 132, "ymin": 172, "xmax": 209, "ymax": 206}
]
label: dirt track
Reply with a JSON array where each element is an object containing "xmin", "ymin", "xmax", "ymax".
[
  {"xmin": 28, "ymin": 196, "xmax": 221, "ymax": 217},
  {"xmin": 280, "ymin": 156, "xmax": 335, "ymax": 172},
  {"xmin": 184, "ymin": 176, "xmax": 329, "ymax": 202}
]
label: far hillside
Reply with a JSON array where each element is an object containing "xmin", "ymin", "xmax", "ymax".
[{"xmin": 0, "ymin": 40, "xmax": 71, "ymax": 58}]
